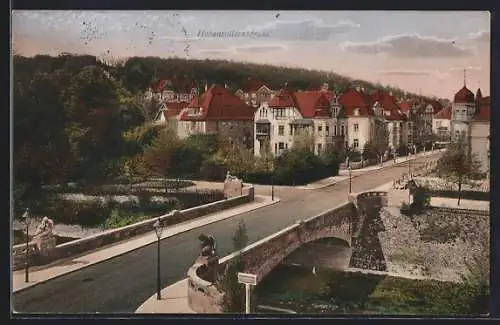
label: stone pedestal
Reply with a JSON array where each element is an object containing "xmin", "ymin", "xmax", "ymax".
[
  {"xmin": 196, "ymin": 255, "xmax": 220, "ymax": 283},
  {"xmin": 35, "ymin": 236, "xmax": 57, "ymax": 263},
  {"xmin": 224, "ymin": 178, "xmax": 243, "ymax": 199}
]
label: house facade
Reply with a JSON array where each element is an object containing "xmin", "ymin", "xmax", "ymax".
[
  {"xmin": 235, "ymin": 77, "xmax": 276, "ymax": 108},
  {"xmin": 449, "ymin": 85, "xmax": 491, "ymax": 172},
  {"xmin": 432, "ymin": 106, "xmax": 452, "ymax": 142},
  {"xmin": 254, "ymin": 86, "xmax": 339, "ymax": 157},
  {"xmin": 177, "ymin": 84, "xmax": 255, "ymax": 148},
  {"xmin": 145, "ymin": 77, "xmax": 199, "ymax": 103}
]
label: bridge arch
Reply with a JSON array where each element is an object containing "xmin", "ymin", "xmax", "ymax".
[{"xmin": 187, "ymin": 190, "xmax": 389, "ymax": 313}]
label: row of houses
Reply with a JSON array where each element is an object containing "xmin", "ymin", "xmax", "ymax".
[{"xmin": 150, "ymin": 77, "xmax": 490, "ymax": 171}]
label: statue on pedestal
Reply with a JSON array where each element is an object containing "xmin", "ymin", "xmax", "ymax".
[{"xmin": 33, "ymin": 217, "xmax": 56, "ymax": 262}]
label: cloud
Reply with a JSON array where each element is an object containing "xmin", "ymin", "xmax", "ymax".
[
  {"xmin": 377, "ymin": 69, "xmax": 449, "ymax": 78},
  {"xmin": 468, "ymin": 30, "xmax": 490, "ymax": 42},
  {"xmin": 249, "ymin": 18, "xmax": 360, "ymax": 41},
  {"xmin": 232, "ymin": 44, "xmax": 287, "ymax": 53},
  {"xmin": 340, "ymin": 34, "xmax": 474, "ymax": 58}
]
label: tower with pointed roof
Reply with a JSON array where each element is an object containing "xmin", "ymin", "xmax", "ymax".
[{"xmin": 450, "ymin": 70, "xmax": 476, "ymax": 142}]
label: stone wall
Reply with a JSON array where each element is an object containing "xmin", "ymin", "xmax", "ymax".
[
  {"xmin": 12, "ymin": 185, "xmax": 255, "ymax": 270},
  {"xmin": 187, "ymin": 201, "xmax": 356, "ymax": 313},
  {"xmin": 186, "ymin": 189, "xmax": 390, "ymax": 313}
]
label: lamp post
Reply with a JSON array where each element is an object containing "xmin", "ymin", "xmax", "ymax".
[
  {"xmin": 22, "ymin": 208, "xmax": 30, "ymax": 283},
  {"xmin": 271, "ymin": 168, "xmax": 275, "ymax": 201},
  {"xmin": 153, "ymin": 217, "xmax": 163, "ymax": 300},
  {"xmin": 348, "ymin": 166, "xmax": 352, "ymax": 194}
]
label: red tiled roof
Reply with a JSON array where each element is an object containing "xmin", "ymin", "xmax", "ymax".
[
  {"xmin": 241, "ymin": 77, "xmax": 272, "ymax": 92},
  {"xmin": 179, "ymin": 84, "xmax": 255, "ymax": 121},
  {"xmin": 151, "ymin": 76, "xmax": 196, "ymax": 93},
  {"xmin": 473, "ymin": 99, "xmax": 490, "ymax": 121},
  {"xmin": 454, "ymin": 85, "xmax": 475, "ymax": 104},
  {"xmin": 433, "ymin": 106, "xmax": 452, "ymax": 120},
  {"xmin": 294, "ymin": 91, "xmax": 333, "ymax": 118},
  {"xmin": 399, "ymin": 101, "xmax": 410, "ymax": 112},
  {"xmin": 162, "ymin": 101, "xmax": 190, "ymax": 119},
  {"xmin": 268, "ymin": 88, "xmax": 299, "ymax": 108},
  {"xmin": 338, "ymin": 88, "xmax": 373, "ymax": 117}
]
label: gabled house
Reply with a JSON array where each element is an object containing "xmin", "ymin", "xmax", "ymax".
[
  {"xmin": 432, "ymin": 106, "xmax": 452, "ymax": 142},
  {"xmin": 253, "ymin": 85, "xmax": 341, "ymax": 157},
  {"xmin": 235, "ymin": 77, "xmax": 276, "ymax": 108},
  {"xmin": 153, "ymin": 101, "xmax": 191, "ymax": 131},
  {"xmin": 338, "ymin": 88, "xmax": 374, "ymax": 151},
  {"xmin": 145, "ymin": 76, "xmax": 199, "ymax": 103},
  {"xmin": 178, "ymin": 84, "xmax": 255, "ymax": 149}
]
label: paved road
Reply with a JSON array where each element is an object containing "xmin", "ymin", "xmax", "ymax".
[{"xmin": 12, "ymin": 154, "xmax": 439, "ymax": 313}]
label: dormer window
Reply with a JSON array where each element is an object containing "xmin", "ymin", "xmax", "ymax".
[
  {"xmin": 384, "ymin": 110, "xmax": 390, "ymax": 117},
  {"xmin": 354, "ymin": 108, "xmax": 360, "ymax": 116}
]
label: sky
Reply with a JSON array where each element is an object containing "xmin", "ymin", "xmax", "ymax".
[{"xmin": 11, "ymin": 10, "xmax": 490, "ymax": 99}]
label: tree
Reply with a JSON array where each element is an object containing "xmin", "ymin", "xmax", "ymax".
[
  {"xmin": 436, "ymin": 134, "xmax": 483, "ymax": 206},
  {"xmin": 372, "ymin": 120, "xmax": 390, "ymax": 165},
  {"xmin": 321, "ymin": 144, "xmax": 341, "ymax": 176},
  {"xmin": 61, "ymin": 65, "xmax": 128, "ymax": 182},
  {"xmin": 292, "ymin": 127, "xmax": 314, "ymax": 152},
  {"xmin": 362, "ymin": 141, "xmax": 378, "ymax": 161},
  {"xmin": 217, "ymin": 219, "xmax": 248, "ymax": 312},
  {"xmin": 140, "ymin": 126, "xmax": 183, "ymax": 192}
]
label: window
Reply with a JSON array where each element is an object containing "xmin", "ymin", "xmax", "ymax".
[
  {"xmin": 354, "ymin": 123, "xmax": 359, "ymax": 132},
  {"xmin": 318, "ymin": 125, "xmax": 323, "ymax": 136},
  {"xmin": 353, "ymin": 139, "xmax": 359, "ymax": 148},
  {"xmin": 278, "ymin": 125, "xmax": 285, "ymax": 135},
  {"xmin": 317, "ymin": 143, "xmax": 322, "ymax": 153},
  {"xmin": 278, "ymin": 142, "xmax": 285, "ymax": 150},
  {"xmin": 285, "ymin": 143, "xmax": 288, "ymax": 149},
  {"xmin": 325, "ymin": 125, "xmax": 330, "ymax": 136},
  {"xmin": 275, "ymin": 143, "xmax": 278, "ymax": 154},
  {"xmin": 341, "ymin": 125, "xmax": 345, "ymax": 136},
  {"xmin": 334, "ymin": 125, "xmax": 337, "ymax": 136}
]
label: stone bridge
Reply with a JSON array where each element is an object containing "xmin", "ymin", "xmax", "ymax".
[{"xmin": 187, "ymin": 190, "xmax": 388, "ymax": 313}]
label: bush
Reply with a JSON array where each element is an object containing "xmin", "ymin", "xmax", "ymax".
[
  {"xmin": 400, "ymin": 202, "xmax": 412, "ymax": 216},
  {"xmin": 411, "ymin": 186, "xmax": 431, "ymax": 213}
]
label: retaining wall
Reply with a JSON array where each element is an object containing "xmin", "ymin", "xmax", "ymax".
[{"xmin": 12, "ymin": 185, "xmax": 255, "ymax": 270}]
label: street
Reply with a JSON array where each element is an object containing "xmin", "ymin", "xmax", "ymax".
[{"xmin": 12, "ymin": 154, "xmax": 439, "ymax": 313}]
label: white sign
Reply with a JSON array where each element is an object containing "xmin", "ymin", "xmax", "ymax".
[{"xmin": 237, "ymin": 272, "xmax": 257, "ymax": 286}]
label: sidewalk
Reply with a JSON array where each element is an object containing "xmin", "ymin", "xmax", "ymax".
[
  {"xmin": 12, "ymin": 195, "xmax": 279, "ymax": 293},
  {"xmin": 297, "ymin": 150, "xmax": 442, "ymax": 190},
  {"xmin": 135, "ymin": 279, "xmax": 195, "ymax": 314},
  {"xmin": 430, "ymin": 197, "xmax": 489, "ymax": 211}
]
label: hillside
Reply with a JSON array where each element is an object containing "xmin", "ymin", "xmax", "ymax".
[{"xmin": 13, "ymin": 54, "xmax": 441, "ymax": 103}]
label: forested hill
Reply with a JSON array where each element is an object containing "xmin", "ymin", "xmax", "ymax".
[{"xmin": 13, "ymin": 54, "xmax": 442, "ymax": 103}]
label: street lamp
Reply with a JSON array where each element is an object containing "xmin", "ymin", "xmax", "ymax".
[
  {"xmin": 348, "ymin": 166, "xmax": 352, "ymax": 193},
  {"xmin": 22, "ymin": 208, "xmax": 30, "ymax": 283},
  {"xmin": 271, "ymin": 165, "xmax": 275, "ymax": 201},
  {"xmin": 153, "ymin": 217, "xmax": 163, "ymax": 300}
]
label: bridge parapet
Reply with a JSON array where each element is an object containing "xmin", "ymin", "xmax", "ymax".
[{"xmin": 187, "ymin": 201, "xmax": 355, "ymax": 313}]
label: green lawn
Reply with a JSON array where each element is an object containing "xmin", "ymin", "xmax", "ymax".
[{"xmin": 255, "ymin": 264, "xmax": 478, "ymax": 316}]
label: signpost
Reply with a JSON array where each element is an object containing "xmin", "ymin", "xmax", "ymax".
[{"xmin": 238, "ymin": 272, "xmax": 257, "ymax": 314}]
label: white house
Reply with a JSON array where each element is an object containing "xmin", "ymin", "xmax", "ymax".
[
  {"xmin": 254, "ymin": 87, "xmax": 338, "ymax": 157},
  {"xmin": 432, "ymin": 106, "xmax": 452, "ymax": 142}
]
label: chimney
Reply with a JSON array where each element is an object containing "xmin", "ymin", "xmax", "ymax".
[
  {"xmin": 205, "ymin": 82, "xmax": 208, "ymax": 92},
  {"xmin": 321, "ymin": 82, "xmax": 329, "ymax": 92},
  {"xmin": 224, "ymin": 83, "xmax": 228, "ymax": 89},
  {"xmin": 355, "ymin": 86, "xmax": 361, "ymax": 92}
]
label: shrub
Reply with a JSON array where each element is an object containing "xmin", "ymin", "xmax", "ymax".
[
  {"xmin": 400, "ymin": 202, "xmax": 412, "ymax": 216},
  {"xmin": 411, "ymin": 186, "xmax": 431, "ymax": 214}
]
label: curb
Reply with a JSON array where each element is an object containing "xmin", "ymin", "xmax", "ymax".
[{"xmin": 12, "ymin": 196, "xmax": 280, "ymax": 294}]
